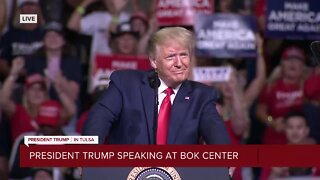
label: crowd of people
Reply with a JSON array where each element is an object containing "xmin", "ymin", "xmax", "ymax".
[{"xmin": 0, "ymin": 0, "xmax": 319, "ymax": 179}]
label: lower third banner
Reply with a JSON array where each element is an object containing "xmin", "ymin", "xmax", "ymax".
[{"xmin": 20, "ymin": 145, "xmax": 320, "ymax": 167}]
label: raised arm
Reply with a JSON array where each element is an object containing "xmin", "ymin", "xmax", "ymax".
[
  {"xmin": 51, "ymin": 74, "xmax": 77, "ymax": 124},
  {"xmin": 67, "ymin": 0, "xmax": 94, "ymax": 32},
  {"xmin": 137, "ymin": 15, "xmax": 158, "ymax": 55},
  {"xmin": 243, "ymin": 34, "xmax": 266, "ymax": 109},
  {"xmin": 227, "ymin": 70, "xmax": 250, "ymax": 137},
  {"xmin": 0, "ymin": 57, "xmax": 25, "ymax": 117},
  {"xmin": 53, "ymin": 74, "xmax": 79, "ymax": 102}
]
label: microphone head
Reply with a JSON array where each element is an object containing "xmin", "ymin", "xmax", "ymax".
[
  {"xmin": 148, "ymin": 70, "xmax": 160, "ymax": 89},
  {"xmin": 310, "ymin": 41, "xmax": 320, "ymax": 66}
]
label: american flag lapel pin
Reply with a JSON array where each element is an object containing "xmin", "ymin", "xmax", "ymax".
[{"xmin": 185, "ymin": 96, "xmax": 190, "ymax": 100}]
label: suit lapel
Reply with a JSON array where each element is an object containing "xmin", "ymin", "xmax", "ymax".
[
  {"xmin": 140, "ymin": 75, "xmax": 156, "ymax": 144},
  {"xmin": 167, "ymin": 81, "xmax": 192, "ymax": 144}
]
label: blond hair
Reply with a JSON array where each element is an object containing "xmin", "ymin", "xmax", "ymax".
[{"xmin": 147, "ymin": 27, "xmax": 195, "ymax": 60}]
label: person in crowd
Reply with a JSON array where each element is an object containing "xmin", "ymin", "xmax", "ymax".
[
  {"xmin": 32, "ymin": 168, "xmax": 54, "ymax": 180},
  {"xmin": 129, "ymin": 11, "xmax": 158, "ymax": 55},
  {"xmin": 215, "ymin": 0, "xmax": 251, "ymax": 14},
  {"xmin": 284, "ymin": 112, "xmax": 315, "ymax": 145},
  {"xmin": 214, "ymin": 69, "xmax": 250, "ymax": 143},
  {"xmin": 254, "ymin": 0, "xmax": 266, "ymax": 32},
  {"xmin": 214, "ymin": 90, "xmax": 245, "ymax": 180},
  {"xmin": 0, "ymin": 115, "xmax": 10, "ymax": 180},
  {"xmin": 303, "ymin": 66, "xmax": 320, "ymax": 143},
  {"xmin": 76, "ymin": 73, "xmax": 109, "ymax": 134},
  {"xmin": 0, "ymin": 57, "xmax": 76, "ymax": 143},
  {"xmin": 67, "ymin": 0, "xmax": 131, "ymax": 56},
  {"xmin": 84, "ymin": 26, "xmax": 230, "ymax": 146},
  {"xmin": 216, "ymin": 34, "xmax": 265, "ymax": 138},
  {"xmin": 9, "ymin": 100, "xmax": 79, "ymax": 179},
  {"xmin": 256, "ymin": 46, "xmax": 306, "ymax": 144},
  {"xmin": 109, "ymin": 22, "xmax": 140, "ymax": 55},
  {"xmin": 210, "ymin": 35, "xmax": 265, "ymax": 180},
  {"xmin": 0, "ymin": 0, "xmax": 44, "ymax": 79},
  {"xmin": 129, "ymin": 11, "xmax": 149, "ymax": 37},
  {"xmin": 260, "ymin": 111, "xmax": 319, "ymax": 179},
  {"xmin": 25, "ymin": 21, "xmax": 82, "ymax": 103}
]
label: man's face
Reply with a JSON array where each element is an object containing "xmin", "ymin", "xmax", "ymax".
[
  {"xmin": 151, "ymin": 40, "xmax": 191, "ymax": 87},
  {"xmin": 285, "ymin": 116, "xmax": 309, "ymax": 144}
]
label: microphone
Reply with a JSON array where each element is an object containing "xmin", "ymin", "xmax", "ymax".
[
  {"xmin": 148, "ymin": 70, "xmax": 161, "ymax": 89},
  {"xmin": 148, "ymin": 69, "xmax": 160, "ymax": 144},
  {"xmin": 310, "ymin": 41, "xmax": 320, "ymax": 66}
]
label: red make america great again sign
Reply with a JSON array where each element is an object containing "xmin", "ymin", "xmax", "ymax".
[{"xmin": 156, "ymin": 0, "xmax": 214, "ymax": 26}]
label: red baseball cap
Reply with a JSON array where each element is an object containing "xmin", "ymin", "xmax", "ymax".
[
  {"xmin": 36, "ymin": 100, "xmax": 62, "ymax": 127},
  {"xmin": 281, "ymin": 46, "xmax": 305, "ymax": 61},
  {"xmin": 25, "ymin": 74, "xmax": 46, "ymax": 89}
]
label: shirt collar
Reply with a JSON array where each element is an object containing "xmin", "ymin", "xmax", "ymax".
[{"xmin": 158, "ymin": 78, "xmax": 181, "ymax": 94}]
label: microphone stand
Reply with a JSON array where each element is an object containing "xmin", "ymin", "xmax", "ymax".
[
  {"xmin": 148, "ymin": 70, "xmax": 160, "ymax": 144},
  {"xmin": 154, "ymin": 84, "xmax": 159, "ymax": 144}
]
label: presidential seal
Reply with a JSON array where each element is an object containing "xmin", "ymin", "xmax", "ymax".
[{"xmin": 127, "ymin": 167, "xmax": 181, "ymax": 180}]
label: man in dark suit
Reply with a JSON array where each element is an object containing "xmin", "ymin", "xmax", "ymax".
[{"xmin": 83, "ymin": 27, "xmax": 230, "ymax": 145}]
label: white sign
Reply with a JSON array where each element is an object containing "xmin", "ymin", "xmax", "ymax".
[
  {"xmin": 24, "ymin": 136, "xmax": 99, "ymax": 147},
  {"xmin": 193, "ymin": 66, "xmax": 232, "ymax": 82},
  {"xmin": 20, "ymin": 14, "xmax": 37, "ymax": 23}
]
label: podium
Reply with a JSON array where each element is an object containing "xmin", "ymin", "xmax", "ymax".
[{"xmin": 82, "ymin": 167, "xmax": 229, "ymax": 180}]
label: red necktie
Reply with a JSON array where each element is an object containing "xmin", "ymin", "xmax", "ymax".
[{"xmin": 157, "ymin": 87, "xmax": 174, "ymax": 145}]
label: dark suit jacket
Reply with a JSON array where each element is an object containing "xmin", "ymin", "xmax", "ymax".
[{"xmin": 83, "ymin": 70, "xmax": 230, "ymax": 144}]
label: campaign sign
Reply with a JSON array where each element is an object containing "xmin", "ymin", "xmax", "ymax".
[
  {"xmin": 156, "ymin": 0, "xmax": 213, "ymax": 26},
  {"xmin": 195, "ymin": 13, "xmax": 257, "ymax": 58},
  {"xmin": 265, "ymin": 0, "xmax": 320, "ymax": 39},
  {"xmin": 193, "ymin": 66, "xmax": 232, "ymax": 83},
  {"xmin": 91, "ymin": 54, "xmax": 150, "ymax": 90}
]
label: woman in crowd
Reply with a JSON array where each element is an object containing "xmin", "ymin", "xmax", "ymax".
[
  {"xmin": 0, "ymin": 57, "xmax": 76, "ymax": 143},
  {"xmin": 25, "ymin": 21, "xmax": 82, "ymax": 103},
  {"xmin": 215, "ymin": 34, "xmax": 266, "ymax": 140},
  {"xmin": 256, "ymin": 46, "xmax": 306, "ymax": 144}
]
